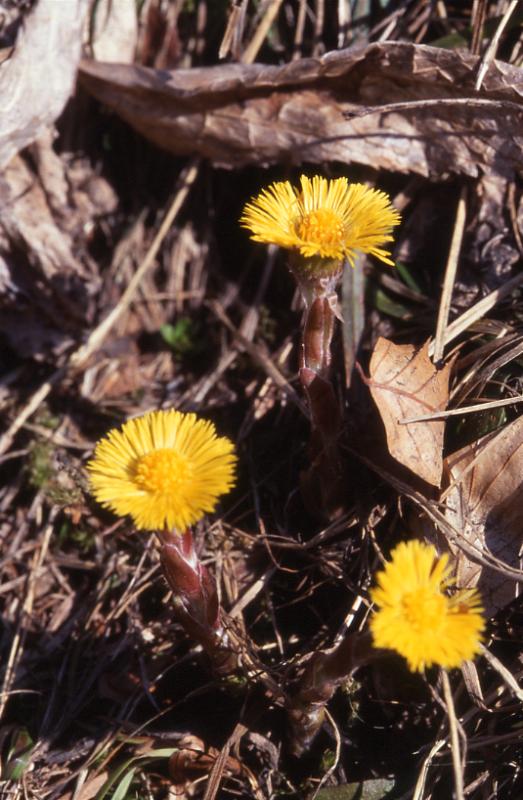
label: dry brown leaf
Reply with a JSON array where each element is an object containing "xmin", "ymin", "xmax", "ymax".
[
  {"xmin": 0, "ymin": 155, "xmax": 92, "ymax": 285},
  {"xmin": 0, "ymin": 153, "xmax": 99, "ymax": 359},
  {"xmin": 57, "ymin": 772, "xmax": 109, "ymax": 800},
  {"xmin": 444, "ymin": 416, "xmax": 523, "ymax": 616},
  {"xmin": 167, "ymin": 730, "xmax": 262, "ymax": 800},
  {"xmin": 368, "ymin": 338, "xmax": 450, "ymax": 487},
  {"xmin": 0, "ymin": 138, "xmax": 119, "ymax": 359},
  {"xmin": 79, "ymin": 42, "xmax": 523, "ymax": 176},
  {"xmin": 0, "ymin": 0, "xmax": 88, "ymax": 169}
]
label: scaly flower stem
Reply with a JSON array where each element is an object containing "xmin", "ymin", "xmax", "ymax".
[
  {"xmin": 302, "ymin": 295, "xmax": 335, "ymax": 377},
  {"xmin": 157, "ymin": 528, "xmax": 238, "ymax": 675},
  {"xmin": 242, "ymin": 177, "xmax": 400, "ymax": 519},
  {"xmin": 288, "ymin": 631, "xmax": 377, "ymax": 755},
  {"xmin": 295, "ymin": 270, "xmax": 346, "ymax": 518},
  {"xmin": 300, "ymin": 295, "xmax": 341, "ymax": 443}
]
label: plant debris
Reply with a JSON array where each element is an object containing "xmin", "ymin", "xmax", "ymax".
[{"xmin": 2, "ymin": 2, "xmax": 523, "ymax": 799}]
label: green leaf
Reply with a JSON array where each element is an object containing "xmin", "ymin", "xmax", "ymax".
[
  {"xmin": 316, "ymin": 777, "xmax": 396, "ymax": 800},
  {"xmin": 95, "ymin": 748, "xmax": 177, "ymax": 800},
  {"xmin": 4, "ymin": 727, "xmax": 34, "ymax": 781},
  {"xmin": 342, "ymin": 256, "xmax": 365, "ymax": 387},
  {"xmin": 395, "ymin": 261, "xmax": 423, "ymax": 294},
  {"xmin": 431, "ymin": 7, "xmax": 523, "ymax": 49},
  {"xmin": 111, "ymin": 767, "xmax": 137, "ymax": 800},
  {"xmin": 160, "ymin": 318, "xmax": 201, "ymax": 356},
  {"xmin": 429, "ymin": 32, "xmax": 468, "ymax": 49},
  {"xmin": 373, "ymin": 288, "xmax": 412, "ymax": 320}
]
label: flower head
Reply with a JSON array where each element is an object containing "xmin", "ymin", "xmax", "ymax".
[
  {"xmin": 87, "ymin": 409, "xmax": 237, "ymax": 532},
  {"xmin": 370, "ymin": 540, "xmax": 484, "ymax": 672},
  {"xmin": 241, "ymin": 175, "xmax": 401, "ymax": 266}
]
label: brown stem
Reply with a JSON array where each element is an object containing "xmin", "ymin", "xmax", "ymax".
[
  {"xmin": 299, "ymin": 295, "xmax": 346, "ymax": 519},
  {"xmin": 287, "ymin": 632, "xmax": 377, "ymax": 756},
  {"xmin": 287, "ymin": 255, "xmax": 350, "ymax": 518},
  {"xmin": 302, "ymin": 296, "xmax": 336, "ymax": 377},
  {"xmin": 158, "ymin": 528, "xmax": 238, "ymax": 675}
]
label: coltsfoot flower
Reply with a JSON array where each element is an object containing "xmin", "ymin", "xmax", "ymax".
[
  {"xmin": 370, "ymin": 540, "xmax": 484, "ymax": 672},
  {"xmin": 87, "ymin": 409, "xmax": 237, "ymax": 532},
  {"xmin": 241, "ymin": 175, "xmax": 401, "ymax": 266}
]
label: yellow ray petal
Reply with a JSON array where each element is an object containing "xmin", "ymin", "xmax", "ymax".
[
  {"xmin": 241, "ymin": 175, "xmax": 401, "ymax": 265},
  {"xmin": 370, "ymin": 541, "xmax": 485, "ymax": 672},
  {"xmin": 87, "ymin": 409, "xmax": 237, "ymax": 532}
]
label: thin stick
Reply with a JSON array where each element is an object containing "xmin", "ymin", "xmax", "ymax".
[
  {"xmin": 436, "ymin": 1, "xmax": 448, "ymax": 20},
  {"xmin": 228, "ymin": 568, "xmax": 276, "ymax": 618},
  {"xmin": 311, "ymin": 708, "xmax": 342, "ymax": 800},
  {"xmin": 241, "ymin": 0, "xmax": 284, "ymax": 64},
  {"xmin": 433, "ymin": 186, "xmax": 467, "ymax": 363},
  {"xmin": 209, "ymin": 300, "xmax": 308, "ymax": 416},
  {"xmin": 474, "ymin": 0, "xmax": 518, "ymax": 90},
  {"xmin": 441, "ymin": 670, "xmax": 465, "ymax": 800},
  {"xmin": 0, "ymin": 160, "xmax": 200, "ymax": 457},
  {"xmin": 400, "ymin": 392, "xmax": 523, "ymax": 424},
  {"xmin": 348, "ymin": 96, "xmax": 523, "ymax": 120},
  {"xmin": 439, "ymin": 414, "xmax": 521, "ymax": 502},
  {"xmin": 480, "ymin": 644, "xmax": 523, "ymax": 703},
  {"xmin": 412, "ymin": 738, "xmax": 446, "ymax": 800},
  {"xmin": 292, "ymin": 0, "xmax": 307, "ymax": 59},
  {"xmin": 70, "ymin": 159, "xmax": 200, "ymax": 369},
  {"xmin": 0, "ymin": 370, "xmax": 65, "ymax": 457},
  {"xmin": 219, "ymin": 1, "xmax": 245, "ymax": 59},
  {"xmin": 470, "ymin": 0, "xmax": 488, "ymax": 55},
  {"xmin": 313, "ymin": 0, "xmax": 325, "ymax": 55},
  {"xmin": 337, "ymin": 0, "xmax": 349, "ymax": 48},
  {"xmin": 428, "ymin": 271, "xmax": 523, "ymax": 358},
  {"xmin": 0, "ymin": 519, "xmax": 53, "ymax": 719},
  {"xmin": 203, "ymin": 723, "xmax": 248, "ymax": 800}
]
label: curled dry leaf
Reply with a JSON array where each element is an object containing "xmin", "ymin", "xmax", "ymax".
[
  {"xmin": 444, "ymin": 416, "xmax": 523, "ymax": 616},
  {"xmin": 168, "ymin": 733, "xmax": 262, "ymax": 799},
  {"xmin": 368, "ymin": 338, "xmax": 450, "ymax": 488},
  {"xmin": 0, "ymin": 154, "xmax": 92, "ymax": 285},
  {"xmin": 80, "ymin": 41, "xmax": 523, "ymax": 176},
  {"xmin": 57, "ymin": 772, "xmax": 109, "ymax": 800},
  {"xmin": 0, "ymin": 149, "xmax": 106, "ymax": 360},
  {"xmin": 0, "ymin": 0, "xmax": 89, "ymax": 169}
]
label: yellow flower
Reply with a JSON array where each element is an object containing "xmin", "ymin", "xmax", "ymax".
[
  {"xmin": 240, "ymin": 175, "xmax": 401, "ymax": 266},
  {"xmin": 87, "ymin": 409, "xmax": 237, "ymax": 532},
  {"xmin": 370, "ymin": 541, "xmax": 484, "ymax": 672}
]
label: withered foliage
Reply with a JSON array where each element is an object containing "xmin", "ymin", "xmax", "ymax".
[
  {"xmin": 367, "ymin": 338, "xmax": 451, "ymax": 488},
  {"xmin": 80, "ymin": 42, "xmax": 523, "ymax": 177},
  {"xmin": 2, "ymin": 2, "xmax": 523, "ymax": 799}
]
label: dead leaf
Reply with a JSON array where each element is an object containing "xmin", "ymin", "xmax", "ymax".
[
  {"xmin": 57, "ymin": 772, "xmax": 109, "ymax": 800},
  {"xmin": 0, "ymin": 153, "xmax": 96, "ymax": 359},
  {"xmin": 0, "ymin": 140, "xmax": 118, "ymax": 360},
  {"xmin": 168, "ymin": 729, "xmax": 264, "ymax": 800},
  {"xmin": 0, "ymin": 155, "xmax": 92, "ymax": 284},
  {"xmin": 468, "ymin": 174, "xmax": 521, "ymax": 285},
  {"xmin": 368, "ymin": 338, "xmax": 450, "ymax": 487},
  {"xmin": 80, "ymin": 42, "xmax": 523, "ymax": 177},
  {"xmin": 0, "ymin": 0, "xmax": 89, "ymax": 169},
  {"xmin": 138, "ymin": 0, "xmax": 182, "ymax": 69},
  {"xmin": 444, "ymin": 416, "xmax": 523, "ymax": 616}
]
